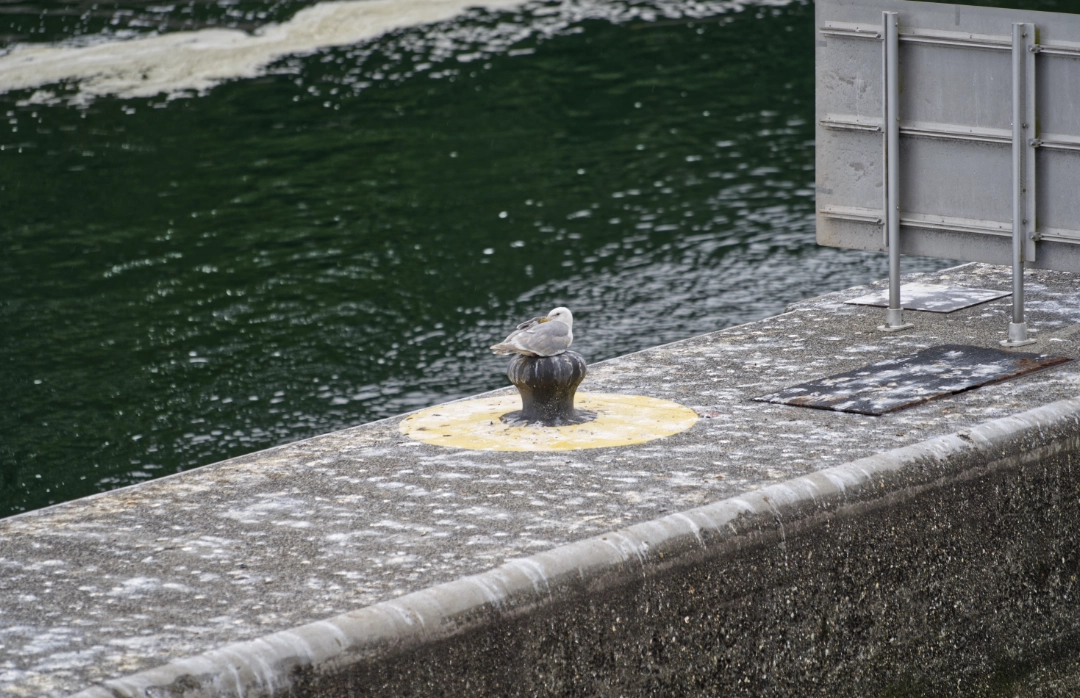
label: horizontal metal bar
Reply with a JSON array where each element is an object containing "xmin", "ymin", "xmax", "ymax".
[
  {"xmin": 820, "ymin": 115, "xmax": 881, "ymax": 132},
  {"xmin": 819, "ymin": 219, "xmax": 1080, "ymax": 269},
  {"xmin": 902, "ymin": 28, "xmax": 1010, "ymax": 50},
  {"xmin": 823, "ymin": 118, "xmax": 1080, "ymax": 151},
  {"xmin": 820, "ymin": 23, "xmax": 1009, "ymax": 49},
  {"xmin": 1034, "ymin": 42, "xmax": 1080, "ymax": 57},
  {"xmin": 820, "ymin": 116, "xmax": 1013, "ymax": 145},
  {"xmin": 1040, "ymin": 226, "xmax": 1080, "ymax": 243},
  {"xmin": 820, "ymin": 22, "xmax": 1080, "ymax": 57},
  {"xmin": 903, "ymin": 212, "xmax": 1011, "ymax": 237},
  {"xmin": 902, "ymin": 121, "xmax": 1011, "ymax": 144},
  {"xmin": 818, "ymin": 205, "xmax": 883, "ymax": 225},
  {"xmin": 819, "ymin": 206, "xmax": 1016, "ymax": 238},
  {"xmin": 821, "ymin": 207, "xmax": 1080, "ymax": 244},
  {"xmin": 1035, "ymin": 133, "xmax": 1080, "ymax": 152},
  {"xmin": 819, "ymin": 22, "xmax": 881, "ymax": 39}
]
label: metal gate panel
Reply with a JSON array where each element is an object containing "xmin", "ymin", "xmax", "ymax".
[
  {"xmin": 816, "ymin": 130, "xmax": 884, "ymax": 213},
  {"xmin": 1039, "ymin": 155, "xmax": 1080, "ymax": 242},
  {"xmin": 1036, "ymin": 54, "xmax": 1080, "ymax": 135},
  {"xmin": 816, "ymin": 0, "xmax": 1080, "ymax": 272},
  {"xmin": 818, "ymin": 37, "xmax": 884, "ymax": 119},
  {"xmin": 899, "ymin": 43, "xmax": 1012, "ymax": 129},
  {"xmin": 901, "ymin": 138, "xmax": 1012, "ymax": 224}
]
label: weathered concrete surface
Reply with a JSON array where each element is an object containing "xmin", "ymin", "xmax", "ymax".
[
  {"xmin": 76, "ymin": 397, "xmax": 1080, "ymax": 698},
  {"xmin": 3, "ymin": 262, "xmax": 1080, "ymax": 696}
]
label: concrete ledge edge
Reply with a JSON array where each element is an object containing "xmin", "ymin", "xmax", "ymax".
[{"xmin": 74, "ymin": 395, "xmax": 1080, "ymax": 698}]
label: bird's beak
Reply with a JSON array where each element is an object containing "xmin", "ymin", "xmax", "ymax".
[{"xmin": 538, "ymin": 318, "xmax": 550, "ymax": 323}]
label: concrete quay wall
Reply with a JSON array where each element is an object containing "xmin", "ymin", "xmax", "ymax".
[
  {"xmin": 79, "ymin": 397, "xmax": 1080, "ymax": 697},
  {"xmin": 7, "ymin": 262, "xmax": 1080, "ymax": 697}
]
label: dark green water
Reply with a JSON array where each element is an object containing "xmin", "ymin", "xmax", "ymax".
[{"xmin": 0, "ymin": 0, "xmax": 1067, "ymax": 518}]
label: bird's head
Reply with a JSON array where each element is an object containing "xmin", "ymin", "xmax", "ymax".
[{"xmin": 546, "ymin": 307, "xmax": 573, "ymax": 328}]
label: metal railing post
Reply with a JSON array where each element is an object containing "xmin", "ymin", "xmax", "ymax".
[
  {"xmin": 1003, "ymin": 22, "xmax": 1037, "ymax": 347},
  {"xmin": 879, "ymin": 10, "xmax": 912, "ymax": 333}
]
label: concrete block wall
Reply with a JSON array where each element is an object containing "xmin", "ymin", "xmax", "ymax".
[{"xmin": 80, "ymin": 398, "xmax": 1080, "ymax": 697}]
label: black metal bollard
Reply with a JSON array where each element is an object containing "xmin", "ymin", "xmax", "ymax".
[{"xmin": 501, "ymin": 350, "xmax": 597, "ymax": 427}]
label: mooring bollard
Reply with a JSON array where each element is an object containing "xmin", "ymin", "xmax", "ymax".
[{"xmin": 501, "ymin": 350, "xmax": 596, "ymax": 427}]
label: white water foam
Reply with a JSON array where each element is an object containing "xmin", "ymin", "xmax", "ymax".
[
  {"xmin": 0, "ymin": 0, "xmax": 774, "ymax": 105},
  {"xmin": 0, "ymin": 0, "xmax": 526, "ymax": 103}
]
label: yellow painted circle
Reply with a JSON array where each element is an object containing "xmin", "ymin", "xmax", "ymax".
[{"xmin": 399, "ymin": 392, "xmax": 699, "ymax": 451}]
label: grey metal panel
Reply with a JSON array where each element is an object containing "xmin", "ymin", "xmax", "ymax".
[
  {"xmin": 900, "ymin": 138, "xmax": 1011, "ymax": 222},
  {"xmin": 818, "ymin": 223, "xmax": 1080, "ymax": 272},
  {"xmin": 817, "ymin": 218, "xmax": 885, "ymax": 253},
  {"xmin": 1037, "ymin": 53, "xmax": 1080, "ymax": 137},
  {"xmin": 819, "ymin": 0, "xmax": 1080, "ymax": 40},
  {"xmin": 816, "ymin": 129, "xmax": 884, "ymax": 212},
  {"xmin": 816, "ymin": 33, "xmax": 884, "ymax": 119},
  {"xmin": 899, "ymin": 42, "xmax": 1011, "ymax": 130},
  {"xmin": 1037, "ymin": 151, "xmax": 1080, "ymax": 241},
  {"xmin": 899, "ymin": 227, "xmax": 1011, "ymax": 265},
  {"xmin": 816, "ymin": 0, "xmax": 1080, "ymax": 273}
]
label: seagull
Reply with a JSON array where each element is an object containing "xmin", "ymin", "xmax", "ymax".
[{"xmin": 490, "ymin": 307, "xmax": 574, "ymax": 357}]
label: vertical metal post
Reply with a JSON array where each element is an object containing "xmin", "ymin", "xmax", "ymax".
[
  {"xmin": 879, "ymin": 11, "xmax": 912, "ymax": 333},
  {"xmin": 1003, "ymin": 22, "xmax": 1037, "ymax": 347},
  {"xmin": 1022, "ymin": 23, "xmax": 1037, "ymax": 265}
]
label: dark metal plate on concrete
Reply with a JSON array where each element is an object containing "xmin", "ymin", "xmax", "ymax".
[
  {"xmin": 755, "ymin": 344, "xmax": 1070, "ymax": 415},
  {"xmin": 844, "ymin": 283, "xmax": 1010, "ymax": 313}
]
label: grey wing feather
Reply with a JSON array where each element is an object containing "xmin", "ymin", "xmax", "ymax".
[
  {"xmin": 536, "ymin": 321, "xmax": 569, "ymax": 339},
  {"xmin": 522, "ymin": 321, "xmax": 571, "ymax": 355},
  {"xmin": 491, "ymin": 318, "xmax": 572, "ymax": 356}
]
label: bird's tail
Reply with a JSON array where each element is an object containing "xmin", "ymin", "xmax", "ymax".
[{"xmin": 490, "ymin": 343, "xmax": 514, "ymax": 355}]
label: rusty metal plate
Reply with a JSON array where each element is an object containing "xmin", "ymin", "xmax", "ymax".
[
  {"xmin": 844, "ymin": 283, "xmax": 1010, "ymax": 313},
  {"xmin": 754, "ymin": 344, "xmax": 1070, "ymax": 415}
]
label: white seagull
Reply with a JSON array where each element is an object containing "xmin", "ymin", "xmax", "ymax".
[{"xmin": 490, "ymin": 307, "xmax": 574, "ymax": 357}]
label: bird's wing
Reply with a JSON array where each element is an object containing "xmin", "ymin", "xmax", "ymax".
[
  {"xmin": 532, "ymin": 320, "xmax": 569, "ymax": 339},
  {"xmin": 491, "ymin": 319, "xmax": 543, "ymax": 355},
  {"xmin": 519, "ymin": 320, "xmax": 571, "ymax": 356}
]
